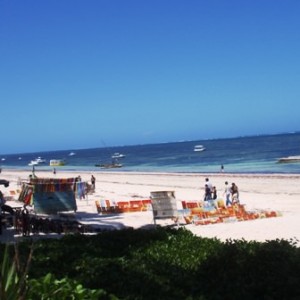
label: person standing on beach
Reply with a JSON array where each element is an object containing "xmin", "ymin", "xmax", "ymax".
[
  {"xmin": 224, "ymin": 181, "xmax": 232, "ymax": 206},
  {"xmin": 231, "ymin": 183, "xmax": 239, "ymax": 204},
  {"xmin": 205, "ymin": 178, "xmax": 212, "ymax": 191},
  {"xmin": 204, "ymin": 178, "xmax": 213, "ymax": 200},
  {"xmin": 212, "ymin": 186, "xmax": 218, "ymax": 200},
  {"xmin": 204, "ymin": 184, "xmax": 212, "ymax": 200},
  {"xmin": 91, "ymin": 175, "xmax": 96, "ymax": 189}
]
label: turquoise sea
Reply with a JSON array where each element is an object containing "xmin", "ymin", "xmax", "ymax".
[{"xmin": 1, "ymin": 132, "xmax": 300, "ymax": 174}]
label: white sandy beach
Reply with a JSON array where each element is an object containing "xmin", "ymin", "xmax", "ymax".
[{"xmin": 1, "ymin": 169, "xmax": 300, "ymax": 246}]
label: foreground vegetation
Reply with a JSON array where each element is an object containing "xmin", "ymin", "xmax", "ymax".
[{"xmin": 1, "ymin": 227, "xmax": 300, "ymax": 299}]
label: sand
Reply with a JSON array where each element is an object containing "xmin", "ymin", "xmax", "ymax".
[{"xmin": 1, "ymin": 169, "xmax": 300, "ymax": 246}]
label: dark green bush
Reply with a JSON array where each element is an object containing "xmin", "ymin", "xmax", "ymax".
[{"xmin": 2, "ymin": 227, "xmax": 300, "ymax": 299}]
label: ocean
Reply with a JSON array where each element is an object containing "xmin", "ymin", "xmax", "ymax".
[{"xmin": 1, "ymin": 132, "xmax": 300, "ymax": 174}]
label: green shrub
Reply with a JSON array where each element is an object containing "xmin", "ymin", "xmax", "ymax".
[
  {"xmin": 2, "ymin": 227, "xmax": 300, "ymax": 299},
  {"xmin": 27, "ymin": 273, "xmax": 114, "ymax": 300}
]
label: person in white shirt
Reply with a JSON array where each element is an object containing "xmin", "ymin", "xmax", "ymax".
[{"xmin": 223, "ymin": 181, "xmax": 232, "ymax": 206}]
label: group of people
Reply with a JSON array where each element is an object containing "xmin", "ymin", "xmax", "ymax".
[
  {"xmin": 203, "ymin": 178, "xmax": 239, "ymax": 206},
  {"xmin": 223, "ymin": 181, "xmax": 239, "ymax": 206}
]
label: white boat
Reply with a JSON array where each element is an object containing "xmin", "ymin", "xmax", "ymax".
[
  {"xmin": 277, "ymin": 155, "xmax": 300, "ymax": 163},
  {"xmin": 111, "ymin": 152, "xmax": 126, "ymax": 159},
  {"xmin": 28, "ymin": 157, "xmax": 46, "ymax": 166},
  {"xmin": 69, "ymin": 152, "xmax": 76, "ymax": 156},
  {"xmin": 49, "ymin": 159, "xmax": 66, "ymax": 166},
  {"xmin": 194, "ymin": 145, "xmax": 206, "ymax": 152},
  {"xmin": 35, "ymin": 157, "xmax": 46, "ymax": 163}
]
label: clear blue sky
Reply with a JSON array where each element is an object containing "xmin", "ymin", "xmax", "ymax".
[{"xmin": 1, "ymin": 0, "xmax": 300, "ymax": 154}]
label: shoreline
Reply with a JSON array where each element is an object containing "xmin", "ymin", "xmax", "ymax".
[{"xmin": 3, "ymin": 168, "xmax": 300, "ymax": 177}]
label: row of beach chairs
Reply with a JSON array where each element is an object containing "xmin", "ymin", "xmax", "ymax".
[
  {"xmin": 95, "ymin": 199, "xmax": 152, "ymax": 214},
  {"xmin": 95, "ymin": 199, "xmax": 221, "ymax": 215}
]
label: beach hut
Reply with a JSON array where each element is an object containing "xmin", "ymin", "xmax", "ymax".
[{"xmin": 18, "ymin": 178, "xmax": 78, "ymax": 215}]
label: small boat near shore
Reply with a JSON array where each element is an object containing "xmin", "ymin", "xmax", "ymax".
[
  {"xmin": 50, "ymin": 159, "xmax": 66, "ymax": 166},
  {"xmin": 95, "ymin": 163, "xmax": 123, "ymax": 169},
  {"xmin": 277, "ymin": 156, "xmax": 300, "ymax": 163}
]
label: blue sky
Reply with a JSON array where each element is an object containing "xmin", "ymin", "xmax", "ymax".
[{"xmin": 1, "ymin": 0, "xmax": 300, "ymax": 154}]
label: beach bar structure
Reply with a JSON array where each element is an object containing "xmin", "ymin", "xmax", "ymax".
[{"xmin": 18, "ymin": 178, "xmax": 78, "ymax": 215}]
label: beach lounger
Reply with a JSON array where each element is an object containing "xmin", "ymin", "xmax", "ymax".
[
  {"xmin": 128, "ymin": 200, "xmax": 144, "ymax": 212},
  {"xmin": 105, "ymin": 200, "xmax": 117, "ymax": 213},
  {"xmin": 185, "ymin": 201, "xmax": 199, "ymax": 209},
  {"xmin": 142, "ymin": 199, "xmax": 152, "ymax": 211},
  {"xmin": 116, "ymin": 201, "xmax": 130, "ymax": 213},
  {"xmin": 95, "ymin": 200, "xmax": 102, "ymax": 213},
  {"xmin": 217, "ymin": 199, "xmax": 226, "ymax": 209},
  {"xmin": 95, "ymin": 200, "xmax": 111, "ymax": 214}
]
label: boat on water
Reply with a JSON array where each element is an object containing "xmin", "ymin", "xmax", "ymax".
[
  {"xmin": 49, "ymin": 159, "xmax": 66, "ymax": 166},
  {"xmin": 28, "ymin": 157, "xmax": 46, "ymax": 166},
  {"xmin": 69, "ymin": 152, "xmax": 76, "ymax": 156},
  {"xmin": 277, "ymin": 155, "xmax": 300, "ymax": 163},
  {"xmin": 95, "ymin": 156, "xmax": 123, "ymax": 168},
  {"xmin": 111, "ymin": 152, "xmax": 126, "ymax": 159},
  {"xmin": 95, "ymin": 162, "xmax": 123, "ymax": 169},
  {"xmin": 194, "ymin": 145, "xmax": 206, "ymax": 152}
]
